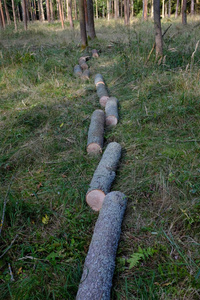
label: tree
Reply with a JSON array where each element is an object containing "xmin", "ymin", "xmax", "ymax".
[
  {"xmin": 143, "ymin": 0, "xmax": 148, "ymax": 20},
  {"xmin": 3, "ymin": 0, "xmax": 11, "ymax": 24},
  {"xmin": 182, "ymin": 0, "xmax": 187, "ymax": 24},
  {"xmin": 107, "ymin": 0, "xmax": 111, "ymax": 19},
  {"xmin": 175, "ymin": 0, "xmax": 179, "ymax": 18},
  {"xmin": 22, "ymin": 0, "xmax": 27, "ymax": 30},
  {"xmin": 87, "ymin": 0, "xmax": 96, "ymax": 38},
  {"xmin": 46, "ymin": 0, "xmax": 51, "ymax": 22},
  {"xmin": 11, "ymin": 0, "xmax": 17, "ymax": 30},
  {"xmin": 68, "ymin": 0, "xmax": 73, "ymax": 28},
  {"xmin": 79, "ymin": 0, "xmax": 87, "ymax": 48},
  {"xmin": 124, "ymin": 0, "xmax": 130, "ymax": 25},
  {"xmin": 154, "ymin": 0, "xmax": 163, "ymax": 57},
  {"xmin": 58, "ymin": 0, "xmax": 64, "ymax": 27},
  {"xmin": 191, "ymin": 0, "xmax": 194, "ymax": 15},
  {"xmin": 0, "ymin": 0, "xmax": 5, "ymax": 29}
]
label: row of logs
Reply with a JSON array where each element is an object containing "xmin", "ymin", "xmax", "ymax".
[
  {"xmin": 75, "ymin": 52, "xmax": 127, "ymax": 300},
  {"xmin": 73, "ymin": 49, "xmax": 99, "ymax": 80}
]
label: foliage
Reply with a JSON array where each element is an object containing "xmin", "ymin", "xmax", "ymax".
[{"xmin": 128, "ymin": 247, "xmax": 157, "ymax": 269}]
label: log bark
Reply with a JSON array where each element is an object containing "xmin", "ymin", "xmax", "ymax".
[
  {"xmin": 92, "ymin": 49, "xmax": 99, "ymax": 57},
  {"xmin": 79, "ymin": 58, "xmax": 88, "ymax": 70},
  {"xmin": 105, "ymin": 97, "xmax": 119, "ymax": 126},
  {"xmin": 86, "ymin": 142, "xmax": 121, "ymax": 211},
  {"xmin": 95, "ymin": 74, "xmax": 109, "ymax": 107},
  {"xmin": 87, "ymin": 110, "xmax": 105, "ymax": 154},
  {"xmin": 76, "ymin": 191, "xmax": 127, "ymax": 300},
  {"xmin": 81, "ymin": 69, "xmax": 90, "ymax": 80},
  {"xmin": 74, "ymin": 64, "xmax": 82, "ymax": 76}
]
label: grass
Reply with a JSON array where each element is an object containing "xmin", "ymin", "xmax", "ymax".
[{"xmin": 0, "ymin": 17, "xmax": 200, "ymax": 299}]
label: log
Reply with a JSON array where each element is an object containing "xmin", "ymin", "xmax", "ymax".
[
  {"xmin": 92, "ymin": 49, "xmax": 99, "ymax": 58},
  {"xmin": 87, "ymin": 109, "xmax": 105, "ymax": 154},
  {"xmin": 79, "ymin": 58, "xmax": 88, "ymax": 70},
  {"xmin": 79, "ymin": 55, "xmax": 90, "ymax": 62},
  {"xmin": 105, "ymin": 97, "xmax": 119, "ymax": 126},
  {"xmin": 86, "ymin": 142, "xmax": 121, "ymax": 211},
  {"xmin": 74, "ymin": 65, "xmax": 82, "ymax": 77},
  {"xmin": 81, "ymin": 69, "xmax": 90, "ymax": 80},
  {"xmin": 94, "ymin": 74, "xmax": 109, "ymax": 106},
  {"xmin": 94, "ymin": 73, "xmax": 105, "ymax": 86},
  {"xmin": 76, "ymin": 191, "xmax": 127, "ymax": 300}
]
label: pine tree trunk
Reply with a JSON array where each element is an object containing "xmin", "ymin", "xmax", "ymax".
[
  {"xmin": 124, "ymin": 0, "xmax": 129, "ymax": 24},
  {"xmin": 68, "ymin": 0, "xmax": 73, "ymax": 27},
  {"xmin": 95, "ymin": 0, "xmax": 98, "ymax": 18},
  {"xmin": 168, "ymin": 0, "xmax": 171, "ymax": 17},
  {"xmin": 191, "ymin": 0, "xmax": 194, "ymax": 15},
  {"xmin": 87, "ymin": 0, "xmax": 96, "ymax": 38},
  {"xmin": 131, "ymin": 0, "xmax": 134, "ymax": 17},
  {"xmin": 143, "ymin": 0, "xmax": 148, "ymax": 20},
  {"xmin": 74, "ymin": 0, "xmax": 77, "ymax": 19},
  {"xmin": 17, "ymin": 4, "xmax": 21, "ymax": 22},
  {"xmin": 162, "ymin": 0, "xmax": 164, "ymax": 18},
  {"xmin": 107, "ymin": 0, "xmax": 111, "ymax": 19},
  {"xmin": 46, "ymin": 0, "xmax": 51, "ymax": 21},
  {"xmin": 151, "ymin": 0, "xmax": 154, "ymax": 18},
  {"xmin": 79, "ymin": 0, "xmax": 87, "ymax": 48},
  {"xmin": 154, "ymin": 0, "xmax": 163, "ymax": 57},
  {"xmin": 0, "ymin": 0, "xmax": 5, "ymax": 28},
  {"xmin": 3, "ymin": 0, "xmax": 11, "ymax": 24},
  {"xmin": 58, "ymin": 0, "xmax": 64, "ymax": 27},
  {"xmin": 11, "ymin": 0, "xmax": 17, "ymax": 30},
  {"xmin": 182, "ymin": 0, "xmax": 187, "ymax": 24},
  {"xmin": 39, "ymin": 0, "xmax": 45, "ymax": 21},
  {"xmin": 22, "ymin": 0, "xmax": 27, "ymax": 30},
  {"xmin": 175, "ymin": 0, "xmax": 179, "ymax": 18},
  {"xmin": 50, "ymin": 0, "xmax": 54, "ymax": 21}
]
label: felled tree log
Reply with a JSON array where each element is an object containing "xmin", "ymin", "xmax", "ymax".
[
  {"xmin": 79, "ymin": 55, "xmax": 90, "ymax": 62},
  {"xmin": 81, "ymin": 69, "xmax": 90, "ymax": 80},
  {"xmin": 76, "ymin": 191, "xmax": 127, "ymax": 300},
  {"xmin": 92, "ymin": 49, "xmax": 99, "ymax": 58},
  {"xmin": 105, "ymin": 97, "xmax": 119, "ymax": 126},
  {"xmin": 94, "ymin": 74, "xmax": 109, "ymax": 107},
  {"xmin": 87, "ymin": 109, "xmax": 105, "ymax": 154},
  {"xmin": 74, "ymin": 65, "xmax": 82, "ymax": 77},
  {"xmin": 79, "ymin": 58, "xmax": 88, "ymax": 70},
  {"xmin": 86, "ymin": 142, "xmax": 121, "ymax": 211}
]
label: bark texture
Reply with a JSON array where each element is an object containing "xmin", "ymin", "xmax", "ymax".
[
  {"xmin": 76, "ymin": 191, "xmax": 127, "ymax": 300},
  {"xmin": 79, "ymin": 0, "xmax": 88, "ymax": 48},
  {"xmin": 81, "ymin": 69, "xmax": 90, "ymax": 80},
  {"xmin": 74, "ymin": 65, "xmax": 82, "ymax": 76},
  {"xmin": 95, "ymin": 74, "xmax": 109, "ymax": 107},
  {"xmin": 154, "ymin": 0, "xmax": 163, "ymax": 57},
  {"xmin": 143, "ymin": 0, "xmax": 148, "ymax": 20},
  {"xmin": 87, "ymin": 0, "xmax": 96, "ymax": 39},
  {"xmin": 87, "ymin": 109, "xmax": 105, "ymax": 154},
  {"xmin": 79, "ymin": 58, "xmax": 88, "ymax": 70},
  {"xmin": 11, "ymin": 0, "xmax": 17, "ymax": 30},
  {"xmin": 175, "ymin": 0, "xmax": 179, "ymax": 18},
  {"xmin": 68, "ymin": 0, "xmax": 74, "ymax": 28},
  {"xmin": 86, "ymin": 142, "xmax": 122, "ymax": 211},
  {"xmin": 105, "ymin": 97, "xmax": 119, "ymax": 126},
  {"xmin": 92, "ymin": 49, "xmax": 99, "ymax": 57},
  {"xmin": 182, "ymin": 0, "xmax": 187, "ymax": 24}
]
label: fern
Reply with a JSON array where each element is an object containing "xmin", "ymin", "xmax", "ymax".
[{"xmin": 127, "ymin": 247, "xmax": 157, "ymax": 269}]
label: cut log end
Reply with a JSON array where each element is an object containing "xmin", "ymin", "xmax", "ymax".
[
  {"xmin": 87, "ymin": 143, "xmax": 102, "ymax": 155},
  {"xmin": 92, "ymin": 49, "xmax": 99, "ymax": 58},
  {"xmin": 100, "ymin": 96, "xmax": 109, "ymax": 107},
  {"xmin": 106, "ymin": 115, "xmax": 118, "ymax": 126},
  {"xmin": 86, "ymin": 190, "xmax": 106, "ymax": 211}
]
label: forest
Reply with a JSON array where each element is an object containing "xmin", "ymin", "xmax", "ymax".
[{"xmin": 0, "ymin": 0, "xmax": 200, "ymax": 298}]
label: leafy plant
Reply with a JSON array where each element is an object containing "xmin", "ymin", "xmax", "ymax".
[{"xmin": 127, "ymin": 247, "xmax": 158, "ymax": 269}]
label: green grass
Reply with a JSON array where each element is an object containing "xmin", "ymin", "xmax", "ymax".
[{"xmin": 0, "ymin": 17, "xmax": 200, "ymax": 299}]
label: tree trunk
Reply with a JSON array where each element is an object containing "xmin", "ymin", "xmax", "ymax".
[
  {"xmin": 22, "ymin": 0, "xmax": 27, "ymax": 30},
  {"xmin": 168, "ymin": 0, "xmax": 171, "ymax": 17},
  {"xmin": 86, "ymin": 142, "xmax": 122, "ymax": 211},
  {"xmin": 74, "ymin": 0, "xmax": 77, "ymax": 19},
  {"xmin": 3, "ymin": 0, "xmax": 11, "ymax": 24},
  {"xmin": 76, "ymin": 191, "xmax": 127, "ymax": 299},
  {"xmin": 175, "ymin": 0, "xmax": 179, "ymax": 18},
  {"xmin": 114, "ymin": 0, "xmax": 117, "ymax": 18},
  {"xmin": 154, "ymin": 0, "xmax": 163, "ymax": 57},
  {"xmin": 131, "ymin": 0, "xmax": 134, "ymax": 17},
  {"xmin": 162, "ymin": 0, "xmax": 164, "ymax": 18},
  {"xmin": 87, "ymin": 110, "xmax": 105, "ymax": 155},
  {"xmin": 124, "ymin": 0, "xmax": 129, "ymax": 25},
  {"xmin": 182, "ymin": 0, "xmax": 187, "ymax": 24},
  {"xmin": 79, "ymin": 0, "xmax": 87, "ymax": 48},
  {"xmin": 50, "ymin": 0, "xmax": 54, "ymax": 21},
  {"xmin": 87, "ymin": 0, "xmax": 96, "ymax": 39},
  {"xmin": 11, "ymin": 0, "xmax": 17, "ymax": 30},
  {"xmin": 68, "ymin": 0, "xmax": 74, "ymax": 27},
  {"xmin": 107, "ymin": 0, "xmax": 111, "ymax": 19},
  {"xmin": 39, "ymin": 0, "xmax": 45, "ymax": 21},
  {"xmin": 105, "ymin": 97, "xmax": 119, "ymax": 126},
  {"xmin": 58, "ymin": 0, "xmax": 64, "ymax": 27},
  {"xmin": 0, "ymin": 0, "xmax": 5, "ymax": 28},
  {"xmin": 95, "ymin": 74, "xmax": 109, "ymax": 107},
  {"xmin": 151, "ymin": 0, "xmax": 154, "ymax": 18},
  {"xmin": 95, "ymin": 0, "xmax": 98, "ymax": 18},
  {"xmin": 17, "ymin": 4, "xmax": 21, "ymax": 22},
  {"xmin": 191, "ymin": 0, "xmax": 194, "ymax": 15},
  {"xmin": 143, "ymin": 0, "xmax": 148, "ymax": 20},
  {"xmin": 46, "ymin": 0, "xmax": 51, "ymax": 21}
]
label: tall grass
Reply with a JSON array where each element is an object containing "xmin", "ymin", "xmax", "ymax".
[{"xmin": 0, "ymin": 17, "xmax": 200, "ymax": 299}]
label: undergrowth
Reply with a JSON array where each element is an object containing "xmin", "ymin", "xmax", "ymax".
[{"xmin": 0, "ymin": 17, "xmax": 200, "ymax": 299}]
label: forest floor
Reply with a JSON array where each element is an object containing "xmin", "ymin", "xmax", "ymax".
[{"xmin": 0, "ymin": 17, "xmax": 200, "ymax": 299}]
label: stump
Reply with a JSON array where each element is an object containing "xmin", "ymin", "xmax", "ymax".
[
  {"xmin": 105, "ymin": 97, "xmax": 119, "ymax": 126},
  {"xmin": 81, "ymin": 69, "xmax": 90, "ymax": 80},
  {"xmin": 86, "ymin": 142, "xmax": 121, "ymax": 211},
  {"xmin": 79, "ymin": 58, "xmax": 88, "ymax": 70},
  {"xmin": 92, "ymin": 49, "xmax": 99, "ymax": 58},
  {"xmin": 76, "ymin": 191, "xmax": 127, "ymax": 300},
  {"xmin": 87, "ymin": 110, "xmax": 105, "ymax": 154},
  {"xmin": 74, "ymin": 65, "xmax": 82, "ymax": 77}
]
